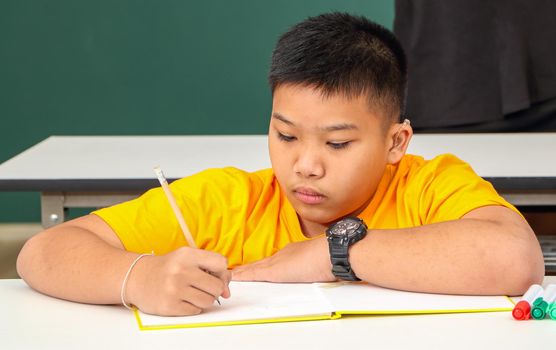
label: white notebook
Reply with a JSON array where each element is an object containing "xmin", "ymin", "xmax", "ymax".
[{"xmin": 134, "ymin": 281, "xmax": 515, "ymax": 330}]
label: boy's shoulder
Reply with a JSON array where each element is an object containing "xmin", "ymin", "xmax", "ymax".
[
  {"xmin": 398, "ymin": 153, "xmax": 479, "ymax": 185},
  {"xmin": 392, "ymin": 154, "xmax": 517, "ymax": 223},
  {"xmin": 175, "ymin": 167, "xmax": 274, "ymax": 184},
  {"xmin": 170, "ymin": 167, "xmax": 277, "ymax": 197},
  {"xmin": 401, "ymin": 153, "xmax": 472, "ymax": 172}
]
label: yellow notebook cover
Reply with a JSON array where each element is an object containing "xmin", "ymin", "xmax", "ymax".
[{"xmin": 134, "ymin": 281, "xmax": 514, "ymax": 330}]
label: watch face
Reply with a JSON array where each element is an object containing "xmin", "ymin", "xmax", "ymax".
[{"xmin": 329, "ymin": 218, "xmax": 362, "ymax": 238}]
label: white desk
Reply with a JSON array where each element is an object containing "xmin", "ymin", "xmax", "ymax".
[
  {"xmin": 0, "ymin": 277, "xmax": 554, "ymax": 350},
  {"xmin": 0, "ymin": 134, "xmax": 555, "ymax": 228}
]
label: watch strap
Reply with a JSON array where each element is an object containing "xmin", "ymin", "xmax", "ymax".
[{"xmin": 328, "ymin": 240, "xmax": 360, "ymax": 281}]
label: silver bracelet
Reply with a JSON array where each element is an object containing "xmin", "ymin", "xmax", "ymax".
[{"xmin": 120, "ymin": 251, "xmax": 154, "ymax": 310}]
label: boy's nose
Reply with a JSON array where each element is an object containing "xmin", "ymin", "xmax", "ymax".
[{"xmin": 293, "ymin": 149, "xmax": 324, "ymax": 179}]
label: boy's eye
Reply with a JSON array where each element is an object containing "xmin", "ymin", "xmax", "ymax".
[
  {"xmin": 277, "ymin": 132, "xmax": 296, "ymax": 142},
  {"xmin": 327, "ymin": 141, "xmax": 351, "ymax": 150}
]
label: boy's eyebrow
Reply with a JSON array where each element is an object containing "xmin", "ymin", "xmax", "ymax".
[
  {"xmin": 272, "ymin": 112, "xmax": 359, "ymax": 131},
  {"xmin": 272, "ymin": 113, "xmax": 295, "ymax": 126},
  {"xmin": 321, "ymin": 123, "xmax": 358, "ymax": 132}
]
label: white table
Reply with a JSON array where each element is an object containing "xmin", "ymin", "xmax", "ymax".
[
  {"xmin": 0, "ymin": 135, "xmax": 271, "ymax": 227},
  {"xmin": 0, "ymin": 134, "xmax": 555, "ymax": 228},
  {"xmin": 0, "ymin": 277, "xmax": 554, "ymax": 350}
]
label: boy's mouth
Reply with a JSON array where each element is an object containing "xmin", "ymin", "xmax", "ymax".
[{"xmin": 293, "ymin": 187, "xmax": 326, "ymax": 205}]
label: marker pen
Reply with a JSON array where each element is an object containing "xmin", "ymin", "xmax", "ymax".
[
  {"xmin": 543, "ymin": 284, "xmax": 556, "ymax": 320},
  {"xmin": 531, "ymin": 296, "xmax": 548, "ymax": 320},
  {"xmin": 512, "ymin": 284, "xmax": 543, "ymax": 320}
]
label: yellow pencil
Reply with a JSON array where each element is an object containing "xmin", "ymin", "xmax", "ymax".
[{"xmin": 153, "ymin": 166, "xmax": 197, "ymax": 248}]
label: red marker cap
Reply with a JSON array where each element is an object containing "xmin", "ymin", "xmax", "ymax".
[{"xmin": 512, "ymin": 300, "xmax": 531, "ymax": 320}]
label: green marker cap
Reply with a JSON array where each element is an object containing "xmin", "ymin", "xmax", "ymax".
[
  {"xmin": 531, "ymin": 297, "xmax": 548, "ymax": 320},
  {"xmin": 547, "ymin": 303, "xmax": 556, "ymax": 320}
]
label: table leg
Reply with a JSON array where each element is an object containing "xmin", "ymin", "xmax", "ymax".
[
  {"xmin": 39, "ymin": 191, "xmax": 139, "ymax": 228},
  {"xmin": 40, "ymin": 192, "xmax": 66, "ymax": 228}
]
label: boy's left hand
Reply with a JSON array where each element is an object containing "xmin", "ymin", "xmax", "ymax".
[{"xmin": 232, "ymin": 236, "xmax": 336, "ymax": 282}]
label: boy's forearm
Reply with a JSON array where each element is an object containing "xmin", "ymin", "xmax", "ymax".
[
  {"xmin": 17, "ymin": 227, "xmax": 137, "ymax": 304},
  {"xmin": 349, "ymin": 218, "xmax": 545, "ymax": 296}
]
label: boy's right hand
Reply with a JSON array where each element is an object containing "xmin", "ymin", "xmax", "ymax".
[{"xmin": 124, "ymin": 246, "xmax": 231, "ymax": 316}]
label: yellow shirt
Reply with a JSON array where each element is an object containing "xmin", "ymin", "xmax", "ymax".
[{"xmin": 92, "ymin": 154, "xmax": 518, "ymax": 267}]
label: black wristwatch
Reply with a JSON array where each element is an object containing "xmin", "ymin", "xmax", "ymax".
[{"xmin": 326, "ymin": 217, "xmax": 368, "ymax": 281}]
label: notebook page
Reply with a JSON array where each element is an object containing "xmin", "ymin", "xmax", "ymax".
[
  {"xmin": 316, "ymin": 282, "xmax": 514, "ymax": 313},
  {"xmin": 138, "ymin": 281, "xmax": 335, "ymax": 327}
]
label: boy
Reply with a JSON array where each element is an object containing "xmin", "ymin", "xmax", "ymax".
[{"xmin": 17, "ymin": 13, "xmax": 544, "ymax": 317}]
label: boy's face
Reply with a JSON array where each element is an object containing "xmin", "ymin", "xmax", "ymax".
[{"xmin": 269, "ymin": 84, "xmax": 400, "ymax": 235}]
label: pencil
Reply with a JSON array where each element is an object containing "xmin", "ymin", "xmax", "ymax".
[
  {"xmin": 153, "ymin": 166, "xmax": 222, "ymax": 305},
  {"xmin": 153, "ymin": 166, "xmax": 197, "ymax": 248}
]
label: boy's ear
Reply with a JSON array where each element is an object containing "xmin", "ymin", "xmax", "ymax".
[{"xmin": 387, "ymin": 120, "xmax": 413, "ymax": 164}]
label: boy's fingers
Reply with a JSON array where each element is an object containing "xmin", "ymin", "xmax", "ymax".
[
  {"xmin": 187, "ymin": 268, "xmax": 230, "ymax": 301},
  {"xmin": 182, "ymin": 247, "xmax": 229, "ymax": 274},
  {"xmin": 171, "ymin": 247, "xmax": 231, "ymax": 299},
  {"xmin": 180, "ymin": 285, "xmax": 220, "ymax": 309},
  {"xmin": 214, "ymin": 270, "xmax": 232, "ymax": 298},
  {"xmin": 170, "ymin": 300, "xmax": 202, "ymax": 317},
  {"xmin": 193, "ymin": 251, "xmax": 231, "ymax": 290},
  {"xmin": 200, "ymin": 268, "xmax": 231, "ymax": 298},
  {"xmin": 210, "ymin": 268, "xmax": 231, "ymax": 285}
]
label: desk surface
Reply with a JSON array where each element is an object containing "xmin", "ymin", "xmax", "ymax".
[
  {"xmin": 1, "ymin": 133, "xmax": 555, "ymax": 191},
  {"xmin": 1, "ymin": 278, "xmax": 554, "ymax": 350}
]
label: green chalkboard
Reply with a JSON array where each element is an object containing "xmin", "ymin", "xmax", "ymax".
[{"xmin": 0, "ymin": 1, "xmax": 394, "ymax": 222}]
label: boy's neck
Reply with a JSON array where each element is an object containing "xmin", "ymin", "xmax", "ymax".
[
  {"xmin": 298, "ymin": 217, "xmax": 327, "ymax": 238},
  {"xmin": 298, "ymin": 197, "xmax": 374, "ymax": 238}
]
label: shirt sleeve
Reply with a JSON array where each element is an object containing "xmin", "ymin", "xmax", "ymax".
[
  {"xmin": 91, "ymin": 167, "xmax": 258, "ymax": 255},
  {"xmin": 411, "ymin": 154, "xmax": 521, "ymax": 224},
  {"xmin": 91, "ymin": 184, "xmax": 187, "ymax": 255}
]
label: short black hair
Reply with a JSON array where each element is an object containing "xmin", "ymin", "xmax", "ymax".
[{"xmin": 269, "ymin": 12, "xmax": 407, "ymax": 123}]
